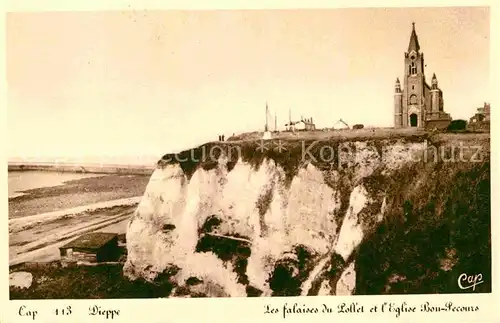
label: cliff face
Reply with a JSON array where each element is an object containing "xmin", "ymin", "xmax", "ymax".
[{"xmin": 124, "ymin": 133, "xmax": 490, "ymax": 297}]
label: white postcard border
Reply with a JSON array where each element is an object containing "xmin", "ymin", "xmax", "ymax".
[{"xmin": 1, "ymin": 0, "xmax": 498, "ymax": 322}]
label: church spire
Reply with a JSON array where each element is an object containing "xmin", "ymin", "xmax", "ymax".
[
  {"xmin": 407, "ymin": 22, "xmax": 420, "ymax": 52},
  {"xmin": 395, "ymin": 77, "xmax": 401, "ymax": 93},
  {"xmin": 431, "ymin": 73, "xmax": 438, "ymax": 89}
]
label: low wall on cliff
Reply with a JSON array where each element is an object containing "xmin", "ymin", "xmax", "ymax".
[{"xmin": 124, "ymin": 132, "xmax": 490, "ymax": 297}]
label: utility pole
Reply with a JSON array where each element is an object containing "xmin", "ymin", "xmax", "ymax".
[{"xmin": 265, "ymin": 101, "xmax": 269, "ymax": 132}]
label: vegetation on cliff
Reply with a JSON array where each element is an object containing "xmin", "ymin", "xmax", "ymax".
[
  {"xmin": 158, "ymin": 129, "xmax": 432, "ymax": 184},
  {"xmin": 10, "ymin": 262, "xmax": 175, "ymax": 299},
  {"xmin": 356, "ymin": 160, "xmax": 491, "ymax": 294}
]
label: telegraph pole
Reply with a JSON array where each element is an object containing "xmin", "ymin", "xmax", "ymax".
[{"xmin": 265, "ymin": 101, "xmax": 269, "ymax": 132}]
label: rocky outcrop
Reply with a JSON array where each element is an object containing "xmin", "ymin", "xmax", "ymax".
[
  {"xmin": 124, "ymin": 133, "xmax": 490, "ymax": 296},
  {"xmin": 9, "ymin": 272, "xmax": 33, "ymax": 289}
]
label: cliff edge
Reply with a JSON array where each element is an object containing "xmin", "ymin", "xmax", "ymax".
[{"xmin": 124, "ymin": 131, "xmax": 490, "ymax": 297}]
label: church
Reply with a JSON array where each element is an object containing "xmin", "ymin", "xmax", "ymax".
[{"xmin": 394, "ymin": 23, "xmax": 452, "ymax": 128}]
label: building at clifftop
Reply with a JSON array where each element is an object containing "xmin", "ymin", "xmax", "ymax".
[
  {"xmin": 470, "ymin": 102, "xmax": 491, "ymax": 123},
  {"xmin": 467, "ymin": 102, "xmax": 491, "ymax": 132},
  {"xmin": 394, "ymin": 23, "xmax": 452, "ymax": 129}
]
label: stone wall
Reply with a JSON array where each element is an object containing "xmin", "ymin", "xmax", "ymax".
[{"xmin": 425, "ymin": 119, "xmax": 451, "ymax": 130}]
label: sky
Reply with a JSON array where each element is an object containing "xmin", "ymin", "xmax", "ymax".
[{"xmin": 6, "ymin": 7, "xmax": 490, "ymax": 163}]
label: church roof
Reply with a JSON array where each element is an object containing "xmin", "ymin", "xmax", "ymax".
[{"xmin": 408, "ymin": 22, "xmax": 420, "ymax": 52}]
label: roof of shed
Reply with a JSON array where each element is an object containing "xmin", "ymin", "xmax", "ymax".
[{"xmin": 60, "ymin": 232, "xmax": 118, "ymax": 250}]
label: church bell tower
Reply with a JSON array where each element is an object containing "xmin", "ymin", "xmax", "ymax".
[
  {"xmin": 403, "ymin": 22, "xmax": 426, "ymax": 127},
  {"xmin": 393, "ymin": 22, "xmax": 451, "ymax": 129},
  {"xmin": 394, "ymin": 22, "xmax": 429, "ymax": 128}
]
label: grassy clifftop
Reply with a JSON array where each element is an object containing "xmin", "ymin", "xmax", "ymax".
[
  {"xmin": 158, "ymin": 129, "xmax": 489, "ymax": 184},
  {"xmin": 158, "ymin": 129, "xmax": 432, "ymax": 181}
]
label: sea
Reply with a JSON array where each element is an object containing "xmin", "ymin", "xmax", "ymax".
[{"xmin": 8, "ymin": 171, "xmax": 103, "ymax": 198}]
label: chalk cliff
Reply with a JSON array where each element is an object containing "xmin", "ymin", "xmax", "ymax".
[{"xmin": 124, "ymin": 133, "xmax": 490, "ymax": 297}]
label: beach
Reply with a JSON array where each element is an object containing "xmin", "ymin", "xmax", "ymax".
[{"xmin": 8, "ymin": 170, "xmax": 152, "ymax": 266}]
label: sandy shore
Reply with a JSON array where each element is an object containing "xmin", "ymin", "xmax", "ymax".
[
  {"xmin": 9, "ymin": 202, "xmax": 138, "ymax": 266},
  {"xmin": 9, "ymin": 173, "xmax": 151, "ymax": 218},
  {"xmin": 8, "ymin": 172, "xmax": 151, "ymax": 265}
]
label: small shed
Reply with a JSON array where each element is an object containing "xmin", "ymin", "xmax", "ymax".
[{"xmin": 59, "ymin": 232, "xmax": 119, "ymax": 264}]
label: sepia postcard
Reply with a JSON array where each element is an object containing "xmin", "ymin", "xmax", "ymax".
[{"xmin": 2, "ymin": 2, "xmax": 498, "ymax": 322}]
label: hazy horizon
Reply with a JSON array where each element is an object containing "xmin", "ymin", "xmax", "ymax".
[{"xmin": 7, "ymin": 7, "xmax": 490, "ymax": 162}]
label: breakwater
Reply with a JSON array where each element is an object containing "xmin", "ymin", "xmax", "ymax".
[{"xmin": 8, "ymin": 162, "xmax": 155, "ymax": 176}]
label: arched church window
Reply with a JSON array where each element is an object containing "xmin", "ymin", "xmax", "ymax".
[
  {"xmin": 410, "ymin": 94, "xmax": 417, "ymax": 105},
  {"xmin": 410, "ymin": 62, "xmax": 417, "ymax": 75}
]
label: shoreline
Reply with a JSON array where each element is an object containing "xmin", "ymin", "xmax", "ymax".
[
  {"xmin": 8, "ymin": 162, "xmax": 156, "ymax": 176},
  {"xmin": 9, "ymin": 172, "xmax": 151, "ymax": 218},
  {"xmin": 8, "ymin": 171, "xmax": 147, "ymax": 266},
  {"xmin": 9, "ymin": 196, "xmax": 142, "ymax": 233},
  {"xmin": 9, "ymin": 202, "xmax": 137, "ymax": 267}
]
